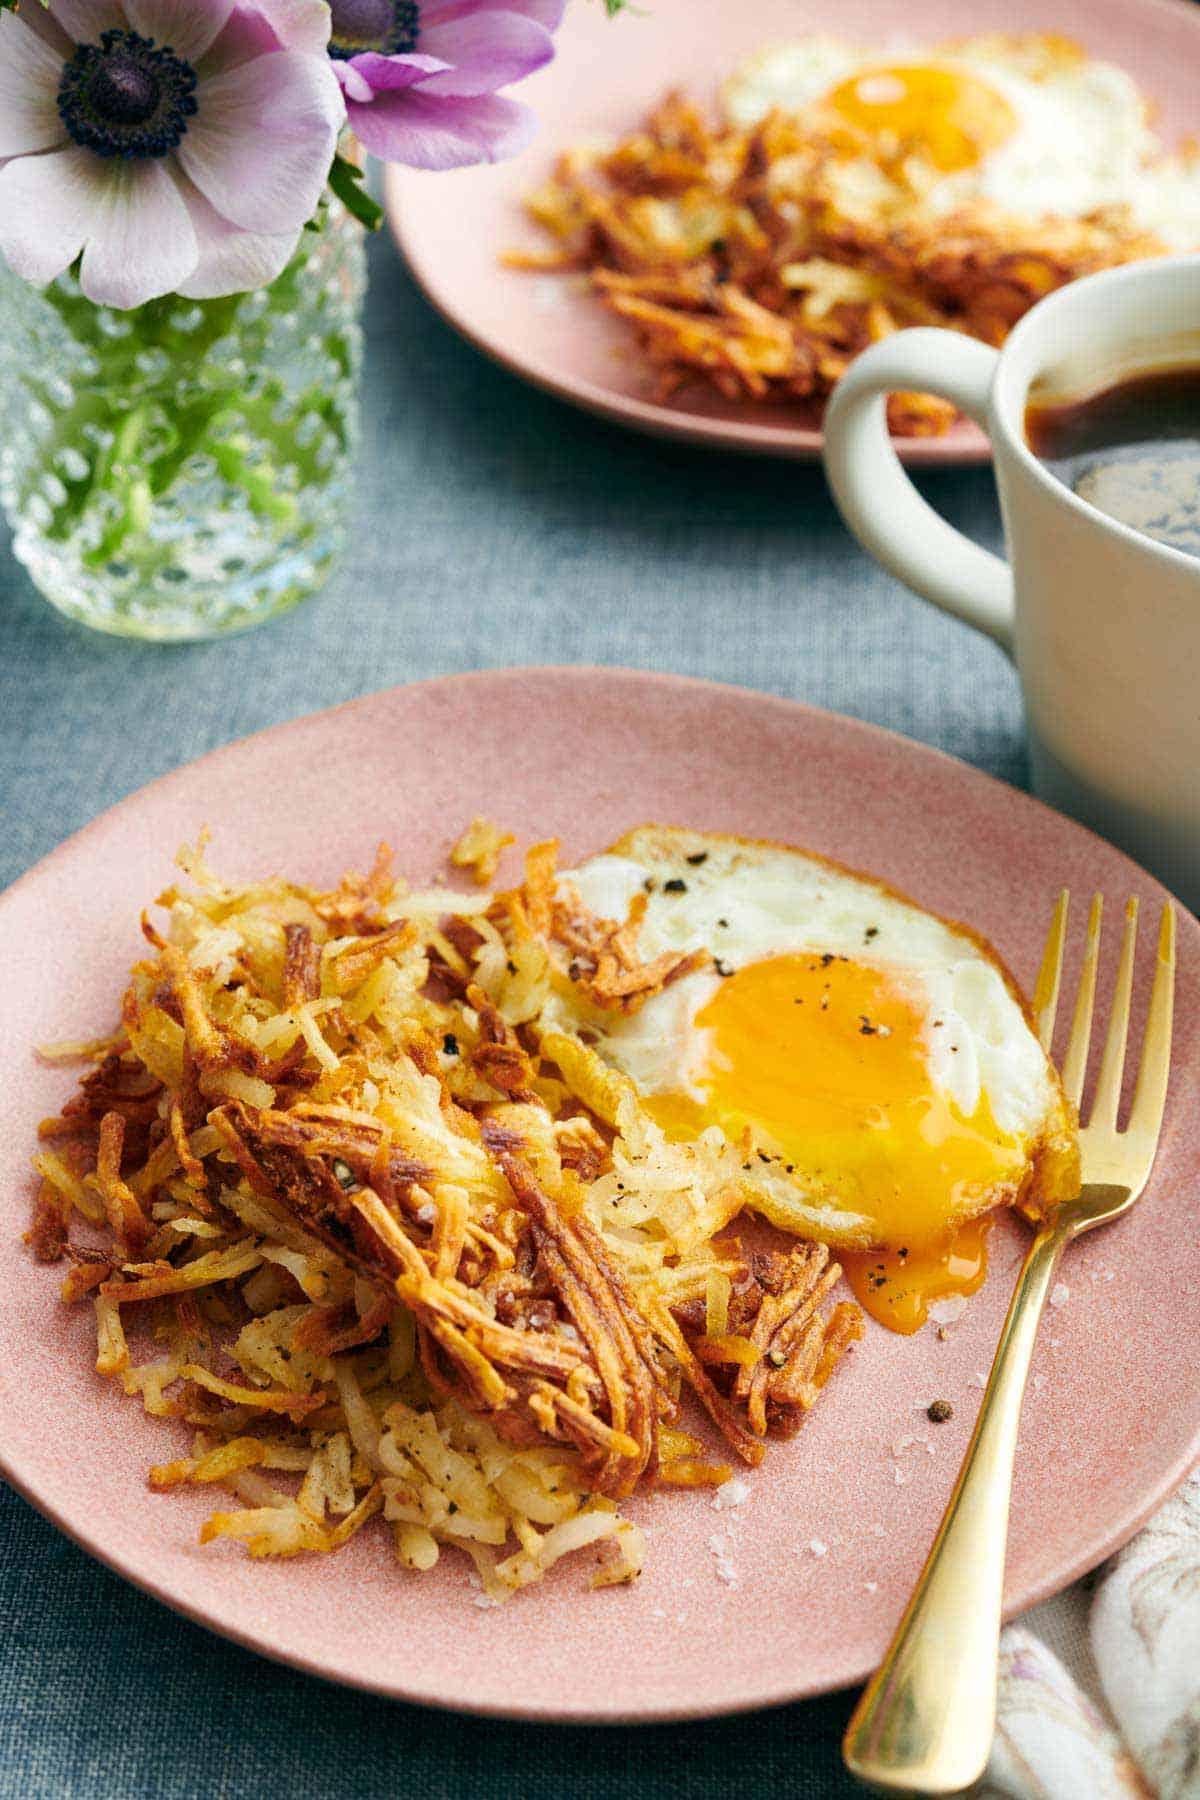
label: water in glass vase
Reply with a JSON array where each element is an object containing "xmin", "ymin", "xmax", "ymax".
[{"xmin": 0, "ymin": 203, "xmax": 365, "ymax": 641}]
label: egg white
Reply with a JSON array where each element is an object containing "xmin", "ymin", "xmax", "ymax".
[
  {"xmin": 723, "ymin": 36, "xmax": 1199, "ymax": 245},
  {"xmin": 552, "ymin": 827, "xmax": 1078, "ymax": 1247}
]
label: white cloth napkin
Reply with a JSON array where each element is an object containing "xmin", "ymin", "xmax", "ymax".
[{"xmin": 979, "ymin": 1470, "xmax": 1200, "ymax": 1800}]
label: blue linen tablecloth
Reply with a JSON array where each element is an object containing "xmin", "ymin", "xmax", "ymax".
[{"xmin": 0, "ymin": 230, "xmax": 1021, "ymax": 1799}]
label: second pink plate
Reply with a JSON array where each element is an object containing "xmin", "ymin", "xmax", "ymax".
[
  {"xmin": 1, "ymin": 668, "xmax": 1198, "ymax": 1719},
  {"xmin": 385, "ymin": 0, "xmax": 1200, "ymax": 464}
]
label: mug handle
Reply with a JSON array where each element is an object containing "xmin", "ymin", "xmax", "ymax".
[{"xmin": 823, "ymin": 330, "xmax": 1016, "ymax": 653}]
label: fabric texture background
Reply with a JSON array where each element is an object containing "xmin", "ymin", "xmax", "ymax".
[{"xmin": 2, "ymin": 232, "xmax": 1037, "ymax": 1799}]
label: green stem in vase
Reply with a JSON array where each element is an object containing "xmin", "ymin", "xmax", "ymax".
[
  {"xmin": 31, "ymin": 218, "xmax": 334, "ymax": 564},
  {"xmin": 0, "ymin": 202, "xmax": 364, "ymax": 639},
  {"xmin": 82, "ymin": 402, "xmax": 152, "ymax": 568}
]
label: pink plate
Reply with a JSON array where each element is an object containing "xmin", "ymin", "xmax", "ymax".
[
  {"xmin": 1, "ymin": 667, "xmax": 1198, "ymax": 1721},
  {"xmin": 385, "ymin": 0, "xmax": 1200, "ymax": 465}
]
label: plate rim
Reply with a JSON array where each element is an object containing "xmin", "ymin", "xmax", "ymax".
[
  {"xmin": 2, "ymin": 664, "xmax": 1198, "ymax": 1723},
  {"xmin": 383, "ymin": 0, "xmax": 1200, "ymax": 472},
  {"xmin": 383, "ymin": 163, "xmax": 993, "ymax": 469},
  {"xmin": 5, "ymin": 661, "xmax": 1190, "ymax": 913}
]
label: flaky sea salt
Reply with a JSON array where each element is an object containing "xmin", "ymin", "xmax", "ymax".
[
  {"xmin": 870, "ymin": 1524, "xmax": 887, "ymax": 1539},
  {"xmin": 864, "ymin": 1581, "xmax": 878, "ymax": 1594},
  {"xmin": 708, "ymin": 1532, "xmax": 739, "ymax": 1584},
  {"xmin": 927, "ymin": 1294, "xmax": 968, "ymax": 1327},
  {"xmin": 809, "ymin": 1538, "xmax": 828, "ymax": 1558},
  {"xmin": 713, "ymin": 1477, "xmax": 752, "ymax": 1511},
  {"xmin": 1049, "ymin": 1282, "xmax": 1070, "ymax": 1309},
  {"xmin": 891, "ymin": 1434, "xmax": 932, "ymax": 1458},
  {"xmin": 969, "ymin": 1371, "xmax": 988, "ymax": 1388}
]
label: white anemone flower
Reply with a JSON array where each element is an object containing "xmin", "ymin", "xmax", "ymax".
[{"xmin": 0, "ymin": 0, "xmax": 346, "ymax": 309}]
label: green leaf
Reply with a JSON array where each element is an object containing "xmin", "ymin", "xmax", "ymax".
[{"xmin": 328, "ymin": 153, "xmax": 384, "ymax": 232}]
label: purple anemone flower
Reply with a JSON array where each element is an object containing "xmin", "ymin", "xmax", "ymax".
[
  {"xmin": 0, "ymin": 0, "xmax": 344, "ymax": 309},
  {"xmin": 328, "ymin": 0, "xmax": 563, "ymax": 170}
]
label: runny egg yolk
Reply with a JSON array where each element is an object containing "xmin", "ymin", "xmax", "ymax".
[
  {"xmin": 820, "ymin": 63, "xmax": 1017, "ymax": 173},
  {"xmin": 645, "ymin": 953, "xmax": 1024, "ymax": 1327},
  {"xmin": 841, "ymin": 1217, "xmax": 993, "ymax": 1335}
]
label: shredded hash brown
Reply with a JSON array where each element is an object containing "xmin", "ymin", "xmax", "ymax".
[
  {"xmin": 30, "ymin": 830, "xmax": 862, "ymax": 1601},
  {"xmin": 510, "ymin": 86, "xmax": 1169, "ymax": 435}
]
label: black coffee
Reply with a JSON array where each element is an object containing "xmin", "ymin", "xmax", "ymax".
[{"xmin": 1025, "ymin": 365, "xmax": 1200, "ymax": 558}]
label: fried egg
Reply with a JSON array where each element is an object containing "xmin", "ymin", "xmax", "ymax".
[
  {"xmin": 555, "ymin": 828, "xmax": 1078, "ymax": 1291},
  {"xmin": 723, "ymin": 35, "xmax": 1200, "ymax": 245}
]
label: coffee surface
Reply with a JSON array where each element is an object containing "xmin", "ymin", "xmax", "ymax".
[{"xmin": 1025, "ymin": 365, "xmax": 1200, "ymax": 557}]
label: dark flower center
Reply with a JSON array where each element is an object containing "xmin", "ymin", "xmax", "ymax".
[
  {"xmin": 90, "ymin": 53, "xmax": 159, "ymax": 124},
  {"xmin": 58, "ymin": 29, "xmax": 197, "ymax": 160},
  {"xmin": 328, "ymin": 0, "xmax": 420, "ymax": 58}
]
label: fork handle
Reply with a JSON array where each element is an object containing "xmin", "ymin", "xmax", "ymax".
[{"xmin": 843, "ymin": 1220, "xmax": 1067, "ymax": 1795}]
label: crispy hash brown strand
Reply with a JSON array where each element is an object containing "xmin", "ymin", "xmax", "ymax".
[
  {"xmin": 510, "ymin": 90, "xmax": 1168, "ymax": 435},
  {"xmin": 496, "ymin": 837, "xmax": 710, "ymax": 1013},
  {"xmin": 31, "ymin": 832, "xmax": 861, "ymax": 1601}
]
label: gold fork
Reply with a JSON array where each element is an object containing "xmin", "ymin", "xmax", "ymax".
[{"xmin": 843, "ymin": 891, "xmax": 1176, "ymax": 1796}]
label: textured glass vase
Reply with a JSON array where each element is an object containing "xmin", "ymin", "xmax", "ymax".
[{"xmin": 0, "ymin": 205, "xmax": 365, "ymax": 641}]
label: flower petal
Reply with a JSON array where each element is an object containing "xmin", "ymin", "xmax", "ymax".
[
  {"xmin": 252, "ymin": 0, "xmax": 333, "ymax": 53},
  {"xmin": 339, "ymin": 51, "xmax": 452, "ymax": 93},
  {"xmin": 46, "ymin": 0, "xmax": 126, "ymax": 41},
  {"xmin": 78, "ymin": 157, "xmax": 199, "ymax": 307},
  {"xmin": 0, "ymin": 144, "xmax": 100, "ymax": 286},
  {"xmin": 11, "ymin": 3, "xmax": 74, "ymax": 55},
  {"xmin": 0, "ymin": 14, "xmax": 69, "ymax": 158},
  {"xmin": 178, "ymin": 50, "xmax": 343, "ymax": 234},
  {"xmin": 123, "ymin": 0, "xmax": 234, "ymax": 62},
  {"xmin": 174, "ymin": 175, "xmax": 300, "ymax": 298},
  {"xmin": 333, "ymin": 60, "xmax": 377, "ymax": 104},
  {"xmin": 197, "ymin": 0, "xmax": 332, "ymax": 74},
  {"xmin": 420, "ymin": 0, "xmax": 566, "ymax": 32},
  {"xmin": 197, "ymin": 7, "xmax": 277, "ymax": 73},
  {"xmin": 345, "ymin": 88, "xmax": 536, "ymax": 168},
  {"xmin": 417, "ymin": 11, "xmax": 555, "ymax": 96}
]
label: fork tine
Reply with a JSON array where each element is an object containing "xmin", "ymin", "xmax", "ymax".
[
  {"xmin": 1062, "ymin": 894, "xmax": 1103, "ymax": 1110},
  {"xmin": 1088, "ymin": 898, "xmax": 1139, "ymax": 1131},
  {"xmin": 1033, "ymin": 889, "xmax": 1069, "ymax": 1051},
  {"xmin": 1125, "ymin": 903, "xmax": 1176, "ymax": 1147}
]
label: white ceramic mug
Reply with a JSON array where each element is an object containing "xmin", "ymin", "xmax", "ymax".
[{"xmin": 823, "ymin": 255, "xmax": 1200, "ymax": 906}]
